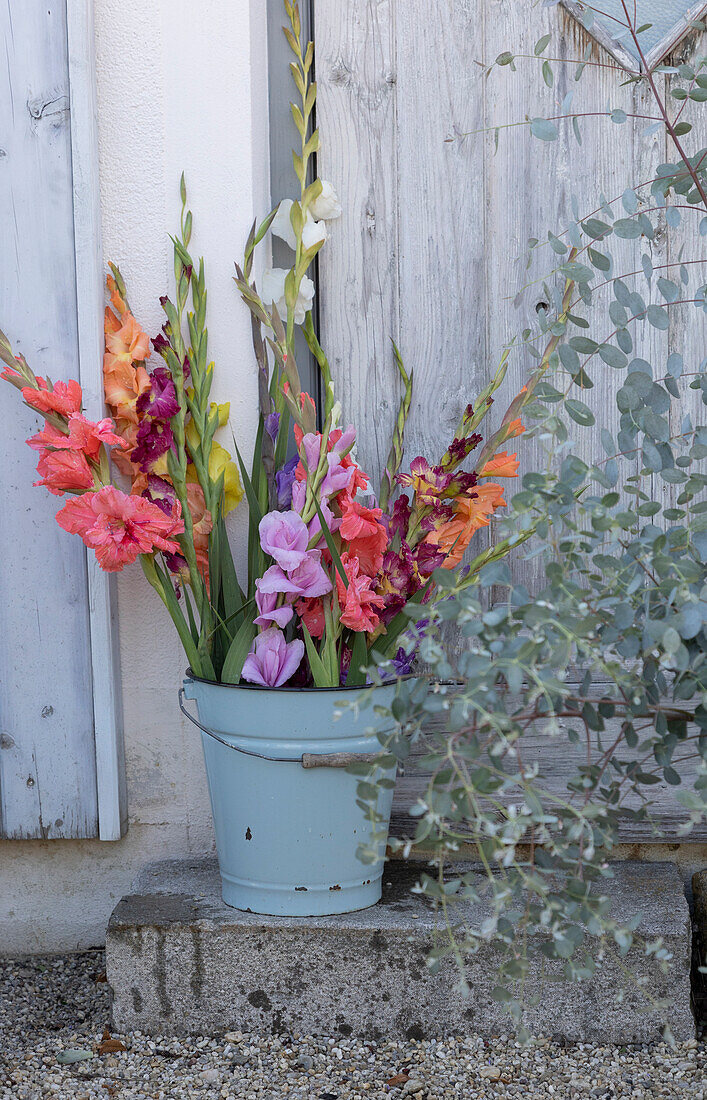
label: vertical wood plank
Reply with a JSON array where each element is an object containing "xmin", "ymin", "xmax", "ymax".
[
  {"xmin": 482, "ymin": 2, "xmax": 669, "ymax": 592},
  {"xmin": 0, "ymin": 1, "xmax": 97, "ymax": 839},
  {"xmin": 395, "ymin": 0, "xmax": 489, "ymax": 475},
  {"xmin": 315, "ymin": 0, "xmax": 399, "ymax": 486},
  {"xmin": 67, "ymin": 0, "xmax": 126, "ymax": 840}
]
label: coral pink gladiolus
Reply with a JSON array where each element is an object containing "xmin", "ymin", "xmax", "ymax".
[
  {"xmin": 29, "ymin": 414, "xmax": 127, "ymax": 459},
  {"xmin": 56, "ymin": 485, "xmax": 184, "ymax": 571},
  {"xmin": 23, "ymin": 378, "xmax": 83, "ymax": 418},
  {"xmin": 339, "ymin": 499, "xmax": 388, "ymax": 577},
  {"xmin": 335, "ymin": 553, "xmax": 385, "ymax": 633},
  {"xmin": 34, "ymin": 449, "xmax": 95, "ymax": 496}
]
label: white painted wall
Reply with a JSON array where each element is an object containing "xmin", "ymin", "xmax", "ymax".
[{"xmin": 0, "ymin": 0, "xmax": 270, "ymax": 954}]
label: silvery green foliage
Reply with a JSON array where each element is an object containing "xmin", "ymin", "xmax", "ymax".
[
  {"xmin": 357, "ymin": 402, "xmax": 705, "ymax": 1036},
  {"xmin": 354, "ymin": 8, "xmax": 707, "ymax": 1039}
]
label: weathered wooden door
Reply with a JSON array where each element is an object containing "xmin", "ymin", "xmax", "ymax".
[
  {"xmin": 0, "ymin": 2, "xmax": 123, "ymax": 840},
  {"xmin": 314, "ymin": 0, "xmax": 705, "ymax": 586},
  {"xmin": 312, "ymin": 0, "xmax": 707, "ymax": 840}
]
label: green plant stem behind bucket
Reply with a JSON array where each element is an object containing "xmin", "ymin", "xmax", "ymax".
[{"xmin": 180, "ymin": 674, "xmax": 400, "ymax": 916}]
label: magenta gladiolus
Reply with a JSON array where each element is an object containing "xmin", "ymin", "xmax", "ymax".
[
  {"xmin": 241, "ymin": 628, "xmax": 305, "ymax": 688},
  {"xmin": 259, "ymin": 510, "xmax": 309, "ymax": 570}
]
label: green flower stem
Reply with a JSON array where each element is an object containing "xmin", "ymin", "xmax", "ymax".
[{"xmin": 379, "ymin": 342, "xmax": 413, "ymax": 512}]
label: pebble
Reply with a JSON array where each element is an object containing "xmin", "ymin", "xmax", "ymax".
[{"xmin": 1, "ymin": 950, "xmax": 705, "ymax": 1099}]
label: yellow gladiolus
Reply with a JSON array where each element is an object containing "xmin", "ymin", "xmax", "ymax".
[
  {"xmin": 186, "ymin": 403, "xmax": 243, "ymax": 515},
  {"xmin": 186, "ymin": 440, "xmax": 243, "ymax": 515},
  {"xmin": 209, "ymin": 440, "xmax": 243, "ymax": 514}
]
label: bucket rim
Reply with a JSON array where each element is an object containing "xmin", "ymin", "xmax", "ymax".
[{"xmin": 183, "ymin": 668, "xmax": 410, "ymax": 693}]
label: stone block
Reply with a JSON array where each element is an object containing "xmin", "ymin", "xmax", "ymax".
[{"xmin": 107, "ymin": 858, "xmax": 694, "ymax": 1042}]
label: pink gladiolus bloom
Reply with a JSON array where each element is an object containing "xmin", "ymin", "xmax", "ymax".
[
  {"xmin": 306, "ymin": 496, "xmax": 340, "ymax": 545},
  {"xmin": 336, "ymin": 553, "xmax": 385, "ymax": 633},
  {"xmin": 22, "ymin": 378, "xmax": 83, "ymax": 418},
  {"xmin": 320, "ymin": 452, "xmax": 354, "ymax": 499},
  {"xmin": 241, "ymin": 628, "xmax": 305, "ymax": 688},
  {"xmin": 290, "ymin": 479, "xmax": 307, "ymax": 515},
  {"xmin": 258, "ymin": 550, "xmax": 332, "ymax": 600},
  {"xmin": 259, "ymin": 510, "xmax": 309, "ymax": 570},
  {"xmin": 254, "ymin": 587, "xmax": 294, "ymax": 629},
  {"xmin": 29, "ymin": 414, "xmax": 127, "ymax": 459},
  {"xmin": 257, "ymin": 564, "xmax": 303, "ymax": 597},
  {"xmin": 287, "ymin": 550, "xmax": 333, "ymax": 598},
  {"xmin": 329, "ymin": 425, "xmax": 356, "ymax": 460},
  {"xmin": 294, "ymin": 432, "xmax": 323, "ymax": 481},
  {"xmin": 34, "ymin": 449, "xmax": 95, "ymax": 496},
  {"xmin": 55, "ymin": 485, "xmax": 184, "ymax": 572}
]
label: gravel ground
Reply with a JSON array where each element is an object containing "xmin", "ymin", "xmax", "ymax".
[{"xmin": 1, "ymin": 952, "xmax": 705, "ymax": 1099}]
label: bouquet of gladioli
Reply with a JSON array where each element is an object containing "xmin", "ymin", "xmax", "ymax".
[{"xmin": 1, "ymin": 1, "xmax": 532, "ymax": 689}]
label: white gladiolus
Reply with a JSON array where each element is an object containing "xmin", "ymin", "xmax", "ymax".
[
  {"xmin": 272, "ymin": 198, "xmax": 327, "ymax": 253},
  {"xmin": 301, "ymin": 216, "xmax": 327, "ymax": 252},
  {"xmin": 270, "ymin": 199, "xmax": 297, "ymax": 250},
  {"xmin": 310, "ymin": 180, "xmax": 342, "ymax": 221},
  {"xmin": 261, "ymin": 267, "xmax": 315, "ymax": 325}
]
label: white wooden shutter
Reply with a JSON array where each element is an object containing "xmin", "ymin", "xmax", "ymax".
[{"xmin": 0, "ymin": 1, "xmax": 125, "ymax": 840}]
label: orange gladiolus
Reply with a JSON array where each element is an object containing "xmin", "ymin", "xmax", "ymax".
[
  {"xmin": 505, "ymin": 418, "xmax": 525, "ymax": 439},
  {"xmin": 425, "ymin": 483, "xmax": 508, "ymax": 568},
  {"xmin": 479, "ymin": 451, "xmax": 519, "ymax": 478},
  {"xmin": 187, "ymin": 483, "xmax": 213, "ymax": 585},
  {"xmin": 103, "ymin": 300, "xmax": 151, "ymax": 425},
  {"xmin": 105, "ymin": 312, "xmax": 150, "ymax": 364}
]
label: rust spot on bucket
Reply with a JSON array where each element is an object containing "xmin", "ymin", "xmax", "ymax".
[
  {"xmin": 245, "ymin": 827, "xmax": 252, "ymax": 841},
  {"xmin": 329, "ymin": 884, "xmax": 341, "ymax": 892},
  {"xmin": 295, "ymin": 886, "xmax": 308, "ymax": 892}
]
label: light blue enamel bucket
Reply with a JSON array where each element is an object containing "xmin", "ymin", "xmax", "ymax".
[{"xmin": 179, "ymin": 674, "xmax": 399, "ymax": 916}]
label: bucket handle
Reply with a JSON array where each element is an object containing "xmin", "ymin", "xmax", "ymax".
[{"xmin": 178, "ymin": 687, "xmax": 382, "ymax": 769}]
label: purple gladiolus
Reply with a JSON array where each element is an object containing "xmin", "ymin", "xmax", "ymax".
[
  {"xmin": 136, "ymin": 366, "xmax": 180, "ymax": 420},
  {"xmin": 241, "ymin": 628, "xmax": 305, "ymax": 688},
  {"xmin": 259, "ymin": 510, "xmax": 309, "ymax": 570},
  {"xmin": 131, "ymin": 418, "xmax": 174, "ymax": 471},
  {"xmin": 275, "ymin": 455, "xmax": 298, "ymax": 509},
  {"xmin": 264, "ymin": 411, "xmax": 281, "ymax": 443},
  {"xmin": 391, "ymin": 647, "xmax": 415, "ymax": 675},
  {"xmin": 254, "ymin": 587, "xmax": 294, "ymax": 629}
]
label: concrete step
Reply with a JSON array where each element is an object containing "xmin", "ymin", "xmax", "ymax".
[{"xmin": 106, "ymin": 858, "xmax": 694, "ymax": 1043}]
